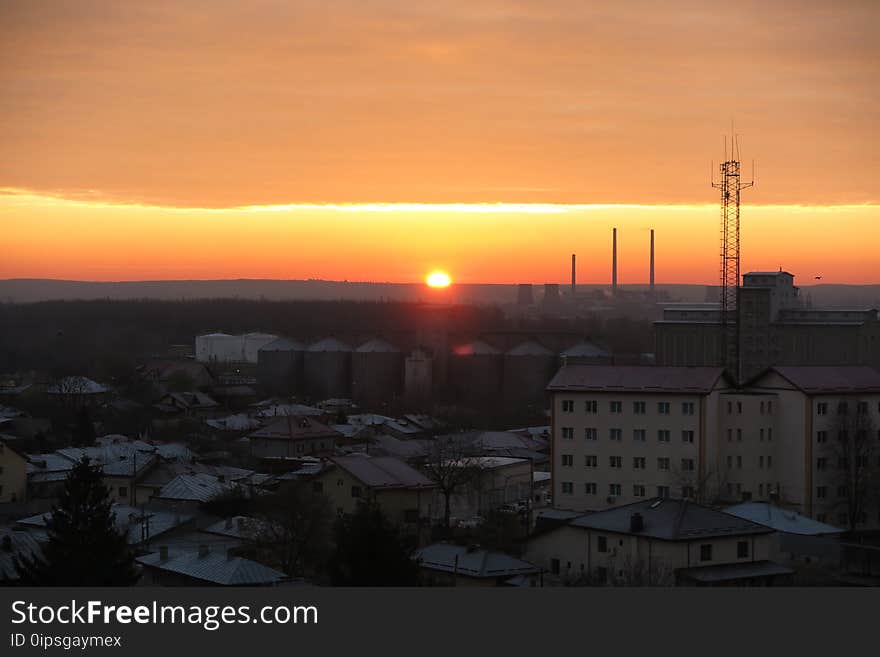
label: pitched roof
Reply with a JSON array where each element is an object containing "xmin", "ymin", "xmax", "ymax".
[
  {"xmin": 413, "ymin": 543, "xmax": 539, "ymax": 578},
  {"xmin": 506, "ymin": 341, "xmax": 554, "ymax": 357},
  {"xmin": 560, "ymin": 342, "xmax": 611, "ymax": 359},
  {"xmin": 136, "ymin": 549, "xmax": 286, "ymax": 585},
  {"xmin": 258, "ymin": 338, "xmax": 305, "ymax": 352},
  {"xmin": 155, "ymin": 474, "xmax": 235, "ymax": 503},
  {"xmin": 306, "ymin": 337, "xmax": 351, "ymax": 352},
  {"xmin": 724, "ymin": 502, "xmax": 844, "ymax": 535},
  {"xmin": 568, "ymin": 498, "xmax": 772, "ymax": 541},
  {"xmin": 249, "ymin": 415, "xmax": 340, "ymax": 441},
  {"xmin": 355, "ymin": 339, "xmax": 399, "ymax": 353},
  {"xmin": 47, "ymin": 376, "xmax": 107, "ymax": 395},
  {"xmin": 330, "ymin": 455, "xmax": 435, "ymax": 489},
  {"xmin": 765, "ymin": 366, "xmax": 880, "ymax": 394},
  {"xmin": 0, "ymin": 530, "xmax": 43, "ymax": 581},
  {"xmin": 452, "ymin": 340, "xmax": 499, "ymax": 356},
  {"xmin": 547, "ymin": 365, "xmax": 726, "ymax": 393}
]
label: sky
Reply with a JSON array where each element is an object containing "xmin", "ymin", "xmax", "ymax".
[{"xmin": 1, "ymin": 1, "xmax": 878, "ymax": 284}]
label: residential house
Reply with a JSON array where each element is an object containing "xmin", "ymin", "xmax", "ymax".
[
  {"xmin": 247, "ymin": 415, "xmax": 341, "ymax": 459},
  {"xmin": 413, "ymin": 543, "xmax": 541, "ymax": 587}
]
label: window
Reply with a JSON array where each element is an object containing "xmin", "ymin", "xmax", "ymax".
[
  {"xmin": 633, "ymin": 401, "xmax": 646, "ymax": 414},
  {"xmin": 816, "ymin": 458, "xmax": 827, "ymax": 471},
  {"xmin": 609, "ymin": 483, "xmax": 622, "ymax": 496},
  {"xmin": 657, "ymin": 485, "xmax": 670, "ymax": 498},
  {"xmin": 727, "ymin": 455, "xmax": 733, "ymax": 468},
  {"xmin": 551, "ymin": 558, "xmax": 560, "ymax": 575},
  {"xmin": 682, "ymin": 401, "xmax": 695, "ymax": 416},
  {"xmin": 682, "ymin": 430, "xmax": 694, "ymax": 444},
  {"xmin": 585, "ymin": 482, "xmax": 597, "ymax": 495},
  {"xmin": 759, "ymin": 455, "xmax": 764, "ymax": 468},
  {"xmin": 767, "ymin": 428, "xmax": 772, "ymax": 442},
  {"xmin": 633, "ymin": 456, "xmax": 646, "ymax": 470},
  {"xmin": 561, "ymin": 482, "xmax": 574, "ymax": 494},
  {"xmin": 682, "ymin": 485, "xmax": 695, "ymax": 499},
  {"xmin": 736, "ymin": 455, "xmax": 743, "ymax": 469},
  {"xmin": 610, "ymin": 401, "xmax": 623, "ymax": 414},
  {"xmin": 759, "ymin": 428, "xmax": 764, "ymax": 441},
  {"xmin": 633, "ymin": 429, "xmax": 646, "ymax": 442},
  {"xmin": 658, "ymin": 402, "xmax": 671, "ymax": 415},
  {"xmin": 561, "ymin": 454, "xmax": 574, "ymax": 467},
  {"xmin": 585, "ymin": 400, "xmax": 598, "ymax": 413},
  {"xmin": 737, "ymin": 541, "xmax": 749, "ymax": 558},
  {"xmin": 737, "ymin": 402, "xmax": 743, "ymax": 414},
  {"xmin": 727, "ymin": 401, "xmax": 733, "ymax": 414},
  {"xmin": 351, "ymin": 485, "xmax": 362, "ymax": 498},
  {"xmin": 700, "ymin": 544, "xmax": 713, "ymax": 561},
  {"xmin": 817, "ymin": 402, "xmax": 828, "ymax": 415},
  {"xmin": 838, "ymin": 401, "xmax": 849, "ymax": 415},
  {"xmin": 597, "ymin": 536, "xmax": 608, "ymax": 553},
  {"xmin": 816, "ymin": 486, "xmax": 827, "ymax": 499},
  {"xmin": 118, "ymin": 486, "xmax": 128, "ymax": 498},
  {"xmin": 633, "ymin": 484, "xmax": 646, "ymax": 497},
  {"xmin": 857, "ymin": 401, "xmax": 868, "ymax": 415},
  {"xmin": 562, "ymin": 399, "xmax": 575, "ymax": 413},
  {"xmin": 610, "ymin": 428, "xmax": 622, "ymax": 441},
  {"xmin": 585, "ymin": 455, "xmax": 598, "ymax": 468},
  {"xmin": 657, "ymin": 429, "xmax": 670, "ymax": 443},
  {"xmin": 760, "ymin": 401, "xmax": 765, "ymax": 414},
  {"xmin": 836, "ymin": 485, "xmax": 847, "ymax": 498},
  {"xmin": 680, "ymin": 458, "xmax": 695, "ymax": 472},
  {"xmin": 759, "ymin": 483, "xmax": 764, "ymax": 496},
  {"xmin": 657, "ymin": 457, "xmax": 670, "ymax": 471},
  {"xmin": 609, "ymin": 456, "xmax": 622, "ymax": 468},
  {"xmin": 817, "ymin": 430, "xmax": 827, "ymax": 444},
  {"xmin": 562, "ymin": 427, "xmax": 574, "ymax": 440},
  {"xmin": 727, "ymin": 428, "xmax": 732, "ymax": 442},
  {"xmin": 736, "ymin": 428, "xmax": 742, "ymax": 442},
  {"xmin": 767, "ymin": 401, "xmax": 773, "ymax": 414},
  {"xmin": 767, "ymin": 455, "xmax": 772, "ymax": 468},
  {"xmin": 585, "ymin": 427, "xmax": 598, "ymax": 441}
]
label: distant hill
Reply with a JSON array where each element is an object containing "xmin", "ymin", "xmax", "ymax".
[{"xmin": 0, "ymin": 278, "xmax": 878, "ymax": 308}]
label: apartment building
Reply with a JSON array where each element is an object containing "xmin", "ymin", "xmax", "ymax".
[
  {"xmin": 549, "ymin": 364, "xmax": 880, "ymax": 530},
  {"xmin": 549, "ymin": 365, "xmax": 729, "ymax": 511}
]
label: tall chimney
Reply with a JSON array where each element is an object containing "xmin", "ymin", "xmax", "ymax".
[
  {"xmin": 570, "ymin": 254, "xmax": 576, "ymax": 297},
  {"xmin": 612, "ymin": 227, "xmax": 618, "ymax": 297},
  {"xmin": 650, "ymin": 228, "xmax": 655, "ymax": 293}
]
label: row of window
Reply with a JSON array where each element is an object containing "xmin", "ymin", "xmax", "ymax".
[
  {"xmin": 561, "ymin": 427, "xmax": 695, "ymax": 443},
  {"xmin": 549, "ymin": 541, "xmax": 749, "ymax": 574},
  {"xmin": 560, "ymin": 481, "xmax": 692, "ymax": 498},
  {"xmin": 561, "ymin": 455, "xmax": 694, "ymax": 471},
  {"xmin": 561, "ymin": 400, "xmax": 696, "ymax": 416},
  {"xmin": 726, "ymin": 400, "xmax": 773, "ymax": 415},
  {"xmin": 815, "ymin": 456, "xmax": 879, "ymax": 471},
  {"xmin": 725, "ymin": 455, "xmax": 774, "ymax": 469},
  {"xmin": 726, "ymin": 428, "xmax": 773, "ymax": 442},
  {"xmin": 816, "ymin": 401, "xmax": 880, "ymax": 416},
  {"xmin": 816, "ymin": 485, "xmax": 861, "ymax": 500},
  {"xmin": 816, "ymin": 429, "xmax": 880, "ymax": 443}
]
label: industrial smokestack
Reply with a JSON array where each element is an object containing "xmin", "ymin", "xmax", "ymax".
[
  {"xmin": 571, "ymin": 254, "xmax": 576, "ymax": 297},
  {"xmin": 650, "ymin": 228, "xmax": 655, "ymax": 293},
  {"xmin": 612, "ymin": 227, "xmax": 618, "ymax": 297}
]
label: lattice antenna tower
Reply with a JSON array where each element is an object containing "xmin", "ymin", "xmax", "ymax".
[{"xmin": 711, "ymin": 127, "xmax": 754, "ymax": 383}]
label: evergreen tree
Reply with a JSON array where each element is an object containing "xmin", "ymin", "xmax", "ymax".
[
  {"xmin": 14, "ymin": 458, "xmax": 139, "ymax": 585},
  {"xmin": 327, "ymin": 501, "xmax": 418, "ymax": 586}
]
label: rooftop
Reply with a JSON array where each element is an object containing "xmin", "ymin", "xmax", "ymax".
[
  {"xmin": 724, "ymin": 502, "xmax": 844, "ymax": 535},
  {"xmin": 249, "ymin": 415, "xmax": 340, "ymax": 441},
  {"xmin": 568, "ymin": 498, "xmax": 772, "ymax": 541},
  {"xmin": 764, "ymin": 366, "xmax": 880, "ymax": 394},
  {"xmin": 137, "ymin": 548, "xmax": 286, "ymax": 585},
  {"xmin": 330, "ymin": 455, "xmax": 435, "ymax": 490},
  {"xmin": 547, "ymin": 365, "xmax": 726, "ymax": 394},
  {"xmin": 413, "ymin": 543, "xmax": 539, "ymax": 579}
]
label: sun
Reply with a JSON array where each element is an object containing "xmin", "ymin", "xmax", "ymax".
[{"xmin": 426, "ymin": 270, "xmax": 452, "ymax": 288}]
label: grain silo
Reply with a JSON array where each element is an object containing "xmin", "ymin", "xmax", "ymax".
[
  {"xmin": 257, "ymin": 338, "xmax": 305, "ymax": 395},
  {"xmin": 352, "ymin": 339, "xmax": 403, "ymax": 406},
  {"xmin": 503, "ymin": 340, "xmax": 557, "ymax": 407},
  {"xmin": 449, "ymin": 340, "xmax": 502, "ymax": 402},
  {"xmin": 560, "ymin": 341, "xmax": 612, "ymax": 365},
  {"xmin": 404, "ymin": 347, "xmax": 434, "ymax": 406},
  {"xmin": 242, "ymin": 332, "xmax": 280, "ymax": 364},
  {"xmin": 304, "ymin": 337, "xmax": 352, "ymax": 400}
]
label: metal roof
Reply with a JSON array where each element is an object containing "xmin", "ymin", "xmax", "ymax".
[
  {"xmin": 413, "ymin": 543, "xmax": 539, "ymax": 578},
  {"xmin": 568, "ymin": 498, "xmax": 772, "ymax": 541},
  {"xmin": 452, "ymin": 340, "xmax": 500, "ymax": 356},
  {"xmin": 250, "ymin": 416, "xmax": 340, "ymax": 441},
  {"xmin": 258, "ymin": 338, "xmax": 305, "ymax": 352},
  {"xmin": 306, "ymin": 337, "xmax": 352, "ymax": 352},
  {"xmin": 156, "ymin": 474, "xmax": 235, "ymax": 503},
  {"xmin": 137, "ymin": 549, "xmax": 286, "ymax": 585},
  {"xmin": 506, "ymin": 341, "xmax": 554, "ymax": 357},
  {"xmin": 765, "ymin": 366, "xmax": 880, "ymax": 394},
  {"xmin": 724, "ymin": 502, "xmax": 844, "ymax": 535},
  {"xmin": 677, "ymin": 560, "xmax": 793, "ymax": 583},
  {"xmin": 331, "ymin": 455, "xmax": 435, "ymax": 489},
  {"xmin": 355, "ymin": 338, "xmax": 400, "ymax": 353},
  {"xmin": 47, "ymin": 376, "xmax": 107, "ymax": 395},
  {"xmin": 0, "ymin": 530, "xmax": 43, "ymax": 581},
  {"xmin": 547, "ymin": 365, "xmax": 726, "ymax": 393},
  {"xmin": 560, "ymin": 342, "xmax": 611, "ymax": 358}
]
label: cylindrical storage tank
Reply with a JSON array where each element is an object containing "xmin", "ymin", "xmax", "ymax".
[
  {"xmin": 352, "ymin": 339, "xmax": 403, "ymax": 407},
  {"xmin": 304, "ymin": 337, "xmax": 352, "ymax": 400},
  {"xmin": 257, "ymin": 338, "xmax": 305, "ymax": 395},
  {"xmin": 404, "ymin": 347, "xmax": 433, "ymax": 406},
  {"xmin": 560, "ymin": 341, "xmax": 612, "ymax": 366},
  {"xmin": 503, "ymin": 340, "xmax": 558, "ymax": 407},
  {"xmin": 242, "ymin": 332, "xmax": 280, "ymax": 364},
  {"xmin": 449, "ymin": 340, "xmax": 502, "ymax": 403}
]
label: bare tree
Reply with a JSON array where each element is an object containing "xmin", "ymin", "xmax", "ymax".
[
  {"xmin": 420, "ymin": 435, "xmax": 481, "ymax": 534},
  {"xmin": 823, "ymin": 401, "xmax": 880, "ymax": 533},
  {"xmin": 669, "ymin": 461, "xmax": 729, "ymax": 505}
]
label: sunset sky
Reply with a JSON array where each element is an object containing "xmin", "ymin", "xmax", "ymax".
[{"xmin": 1, "ymin": 1, "xmax": 878, "ymax": 284}]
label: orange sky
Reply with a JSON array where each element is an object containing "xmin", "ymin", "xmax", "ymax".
[{"xmin": 1, "ymin": 1, "xmax": 878, "ymax": 284}]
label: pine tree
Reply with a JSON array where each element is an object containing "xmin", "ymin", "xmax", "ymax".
[{"xmin": 14, "ymin": 457, "xmax": 139, "ymax": 585}]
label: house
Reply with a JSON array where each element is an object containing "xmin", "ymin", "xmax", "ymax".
[
  {"xmin": 155, "ymin": 391, "xmax": 220, "ymax": 417},
  {"xmin": 247, "ymin": 415, "xmax": 341, "ymax": 458},
  {"xmin": 315, "ymin": 455, "xmax": 435, "ymax": 536},
  {"xmin": 524, "ymin": 497, "xmax": 793, "ymax": 586},
  {"xmin": 0, "ymin": 438, "xmax": 28, "ymax": 503},
  {"xmin": 46, "ymin": 376, "xmax": 108, "ymax": 407},
  {"xmin": 151, "ymin": 473, "xmax": 239, "ymax": 512},
  {"xmin": 442, "ymin": 456, "xmax": 534, "ymax": 526},
  {"xmin": 413, "ymin": 543, "xmax": 541, "ymax": 587},
  {"xmin": 139, "ymin": 359, "xmax": 215, "ymax": 390},
  {"xmin": 136, "ymin": 545, "xmax": 286, "ymax": 586}
]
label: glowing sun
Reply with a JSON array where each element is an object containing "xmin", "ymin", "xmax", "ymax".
[{"xmin": 426, "ymin": 270, "xmax": 452, "ymax": 288}]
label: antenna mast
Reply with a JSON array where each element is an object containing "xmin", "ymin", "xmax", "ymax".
[{"xmin": 711, "ymin": 128, "xmax": 753, "ymax": 382}]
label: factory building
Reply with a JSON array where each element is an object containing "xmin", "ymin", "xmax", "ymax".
[
  {"xmin": 655, "ymin": 271, "xmax": 880, "ymax": 380},
  {"xmin": 548, "ymin": 363, "xmax": 880, "ymax": 530}
]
